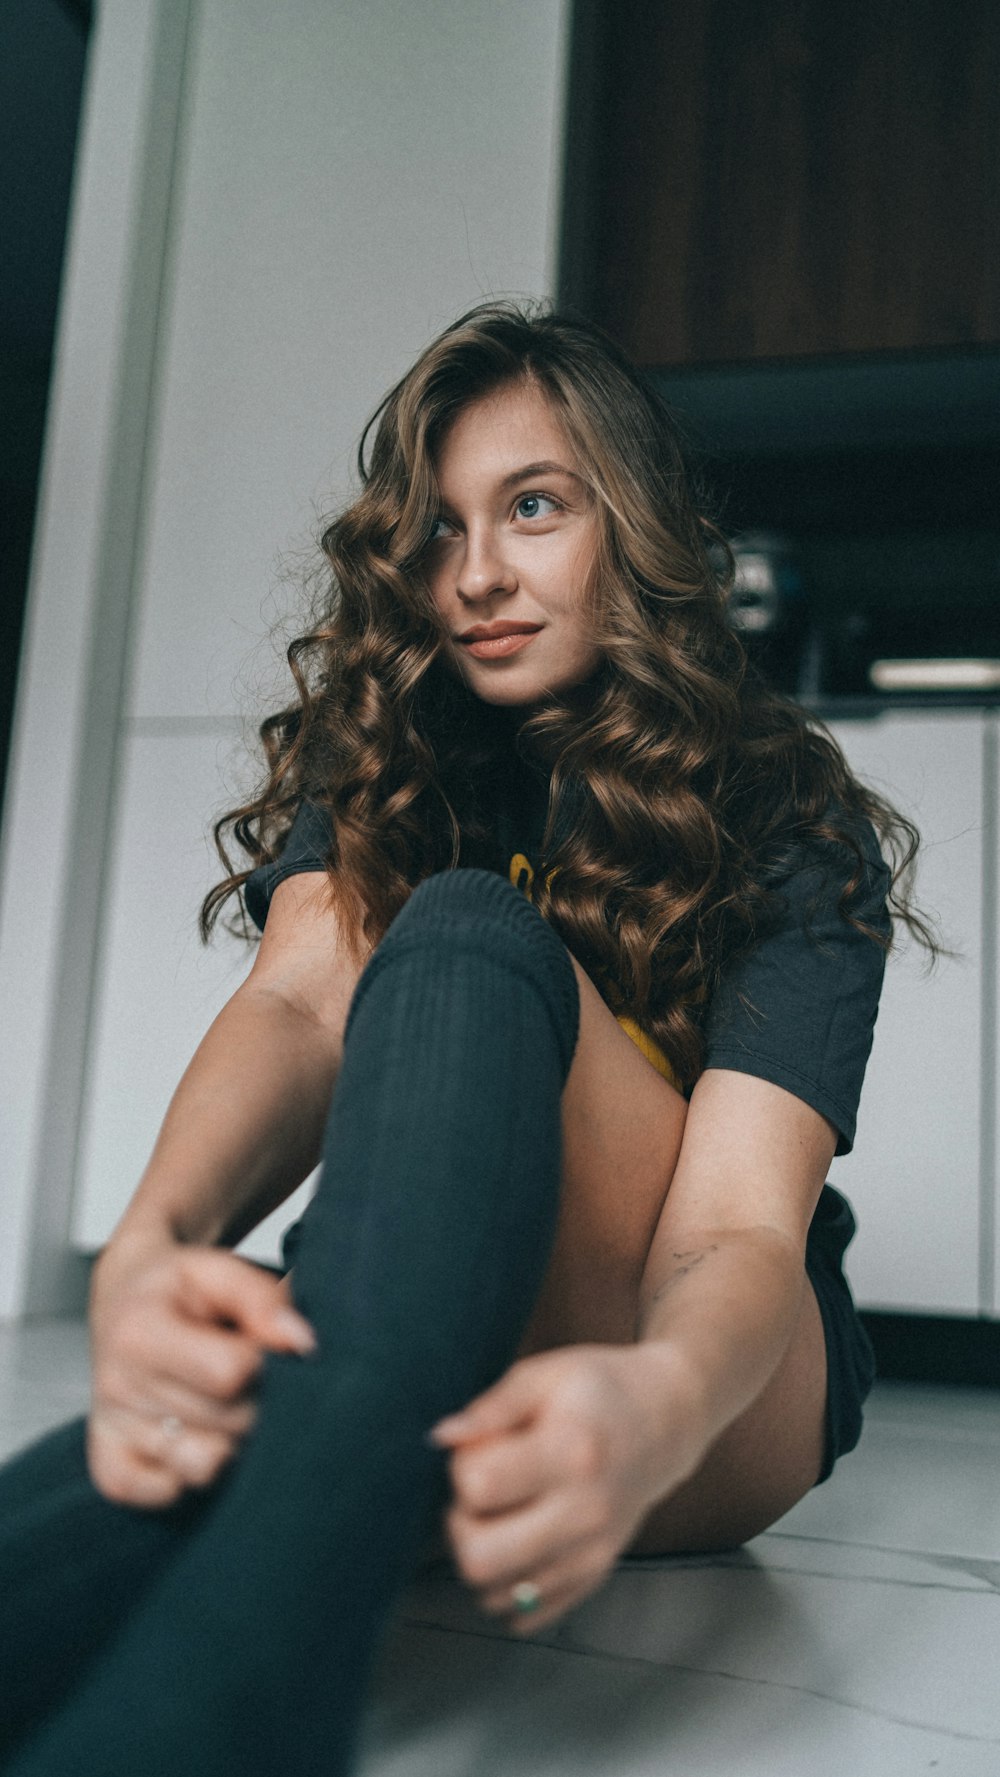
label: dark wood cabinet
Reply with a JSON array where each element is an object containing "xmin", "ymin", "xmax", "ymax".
[{"xmin": 562, "ymin": 0, "xmax": 1000, "ymax": 366}]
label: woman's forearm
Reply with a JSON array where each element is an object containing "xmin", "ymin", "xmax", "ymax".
[
  {"xmin": 631, "ymin": 1227, "xmax": 807, "ymax": 1458},
  {"xmin": 108, "ymin": 981, "xmax": 342, "ymax": 1255}
]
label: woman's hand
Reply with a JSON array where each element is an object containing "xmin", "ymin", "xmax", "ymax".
[
  {"xmin": 427, "ymin": 1343, "xmax": 705, "ymax": 1636},
  {"xmin": 87, "ymin": 1235, "xmax": 316, "ymax": 1510}
]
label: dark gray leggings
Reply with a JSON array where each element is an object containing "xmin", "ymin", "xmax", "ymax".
[{"xmin": 0, "ymin": 868, "xmax": 580, "ymax": 1775}]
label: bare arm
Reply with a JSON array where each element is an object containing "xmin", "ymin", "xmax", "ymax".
[
  {"xmin": 88, "ymin": 870, "xmax": 369, "ymax": 1507},
  {"xmin": 628, "ymin": 1067, "xmax": 837, "ymax": 1473},
  {"xmin": 114, "ymin": 982, "xmax": 339, "ymax": 1254},
  {"xmin": 108, "ymin": 872, "xmax": 368, "ymax": 1255}
]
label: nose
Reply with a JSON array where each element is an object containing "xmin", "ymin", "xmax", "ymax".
[{"xmin": 455, "ymin": 524, "xmax": 517, "ymax": 604}]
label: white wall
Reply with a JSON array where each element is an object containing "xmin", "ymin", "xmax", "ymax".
[
  {"xmin": 0, "ymin": 0, "xmax": 192, "ymax": 1319},
  {"xmin": 0, "ymin": 0, "xmax": 571, "ymax": 1316}
]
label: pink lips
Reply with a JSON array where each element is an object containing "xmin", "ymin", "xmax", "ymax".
[{"xmin": 460, "ymin": 630, "xmax": 540, "ymax": 659}]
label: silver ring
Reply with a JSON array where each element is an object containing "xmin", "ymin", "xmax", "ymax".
[
  {"xmin": 160, "ymin": 1415, "xmax": 184, "ymax": 1440},
  {"xmin": 511, "ymin": 1580, "xmax": 542, "ymax": 1614}
]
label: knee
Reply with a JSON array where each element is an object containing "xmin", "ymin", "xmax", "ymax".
[
  {"xmin": 350, "ymin": 867, "xmax": 581, "ymax": 1070},
  {"xmin": 385, "ymin": 867, "xmax": 554, "ymax": 960},
  {"xmin": 396, "ymin": 866, "xmax": 529, "ymax": 925}
]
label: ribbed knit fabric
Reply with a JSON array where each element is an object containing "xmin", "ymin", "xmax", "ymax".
[
  {"xmin": 0, "ymin": 1418, "xmax": 219, "ymax": 1760},
  {"xmin": 4, "ymin": 868, "xmax": 579, "ymax": 1776}
]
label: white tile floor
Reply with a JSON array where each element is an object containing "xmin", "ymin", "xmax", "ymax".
[{"xmin": 2, "ymin": 1319, "xmax": 999, "ymax": 1774}]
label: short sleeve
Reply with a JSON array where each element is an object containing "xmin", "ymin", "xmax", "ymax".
[
  {"xmin": 243, "ymin": 801, "xmax": 334, "ymax": 932},
  {"xmin": 701, "ymin": 822, "xmax": 892, "ymax": 1154}
]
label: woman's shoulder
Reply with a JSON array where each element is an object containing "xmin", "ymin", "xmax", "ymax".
[
  {"xmin": 758, "ymin": 805, "xmax": 892, "ymax": 921},
  {"xmin": 703, "ymin": 806, "xmax": 893, "ymax": 1155},
  {"xmin": 244, "ymin": 800, "xmax": 335, "ymax": 932}
]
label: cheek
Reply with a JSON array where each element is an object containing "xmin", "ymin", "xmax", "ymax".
[
  {"xmin": 562, "ymin": 529, "xmax": 598, "ymax": 607},
  {"xmin": 557, "ymin": 548, "xmax": 598, "ymax": 637}
]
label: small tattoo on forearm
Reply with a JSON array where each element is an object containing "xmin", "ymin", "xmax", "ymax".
[{"xmin": 650, "ymin": 1245, "xmax": 719, "ymax": 1303}]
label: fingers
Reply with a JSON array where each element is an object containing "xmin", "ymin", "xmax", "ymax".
[
  {"xmin": 88, "ymin": 1399, "xmax": 249, "ymax": 1502},
  {"xmin": 447, "ymin": 1480, "xmax": 610, "ymax": 1595},
  {"xmin": 142, "ymin": 1317, "xmax": 266, "ymax": 1404},
  {"xmin": 450, "ymin": 1496, "xmax": 616, "ymax": 1636},
  {"xmin": 87, "ymin": 1405, "xmax": 246, "ymax": 1507},
  {"xmin": 121, "ymin": 1411, "xmax": 242, "ymax": 1488},
  {"xmin": 448, "ymin": 1437, "xmax": 536, "ymax": 1517},
  {"xmin": 431, "ymin": 1357, "xmax": 621, "ymax": 1634},
  {"xmin": 103, "ymin": 1251, "xmax": 316, "ymax": 1424},
  {"xmin": 91, "ymin": 1447, "xmax": 188, "ymax": 1511},
  {"xmin": 100, "ymin": 1312, "xmax": 263, "ymax": 1439},
  {"xmin": 91, "ymin": 1327, "xmax": 261, "ymax": 1507},
  {"xmin": 88, "ymin": 1246, "xmax": 316, "ymax": 1510},
  {"xmin": 429, "ymin": 1358, "xmax": 539, "ymax": 1448},
  {"xmin": 170, "ymin": 1250, "xmax": 316, "ymax": 1355},
  {"xmin": 120, "ymin": 1374, "xmax": 259, "ymax": 1440},
  {"xmin": 483, "ymin": 1553, "xmax": 608, "ymax": 1636},
  {"xmin": 448, "ymin": 1413, "xmax": 602, "ymax": 1520}
]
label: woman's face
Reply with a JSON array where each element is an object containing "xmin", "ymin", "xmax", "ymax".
[{"xmin": 425, "ymin": 381, "xmax": 604, "ymax": 709}]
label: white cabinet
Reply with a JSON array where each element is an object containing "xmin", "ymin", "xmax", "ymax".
[{"xmin": 826, "ymin": 712, "xmax": 986, "ymax": 1315}]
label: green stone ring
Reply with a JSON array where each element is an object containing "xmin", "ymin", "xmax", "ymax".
[{"xmin": 511, "ymin": 1580, "xmax": 542, "ymax": 1614}]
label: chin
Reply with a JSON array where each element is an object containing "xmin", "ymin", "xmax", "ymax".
[
  {"xmin": 448, "ymin": 647, "xmax": 601, "ymax": 708},
  {"xmin": 475, "ymin": 674, "xmax": 557, "ymax": 707}
]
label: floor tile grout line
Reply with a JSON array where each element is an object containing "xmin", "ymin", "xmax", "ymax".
[
  {"xmin": 764, "ymin": 1529, "xmax": 1000, "ymax": 1575},
  {"xmin": 393, "ymin": 1616, "xmax": 1000, "ymax": 1745},
  {"xmin": 616, "ymin": 1563, "xmax": 998, "ymax": 1595}
]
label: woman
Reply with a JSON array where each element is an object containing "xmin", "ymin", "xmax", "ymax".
[{"xmin": 0, "ymin": 303, "xmax": 928, "ymax": 1775}]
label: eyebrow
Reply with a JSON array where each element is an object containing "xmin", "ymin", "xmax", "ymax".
[{"xmin": 497, "ymin": 460, "xmax": 586, "ymax": 493}]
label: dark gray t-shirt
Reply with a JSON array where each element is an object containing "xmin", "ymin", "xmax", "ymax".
[{"xmin": 244, "ymin": 791, "xmax": 890, "ymax": 1155}]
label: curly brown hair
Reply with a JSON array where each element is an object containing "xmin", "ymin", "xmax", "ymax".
[{"xmin": 201, "ymin": 301, "xmax": 933, "ymax": 1088}]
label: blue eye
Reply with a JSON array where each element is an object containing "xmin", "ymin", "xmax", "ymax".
[
  {"xmin": 427, "ymin": 515, "xmax": 452, "ymax": 542},
  {"xmin": 516, "ymin": 493, "xmax": 558, "ymax": 520}
]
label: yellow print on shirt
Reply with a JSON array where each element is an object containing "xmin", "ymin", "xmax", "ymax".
[
  {"xmin": 508, "ymin": 850, "xmax": 680, "ymax": 1091},
  {"xmin": 509, "ymin": 852, "xmax": 536, "ymax": 895}
]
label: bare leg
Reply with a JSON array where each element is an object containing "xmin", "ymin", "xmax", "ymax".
[{"xmin": 513, "ymin": 957, "xmax": 829, "ymax": 1553}]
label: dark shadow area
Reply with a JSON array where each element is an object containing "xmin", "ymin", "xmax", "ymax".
[
  {"xmin": 0, "ymin": 0, "xmax": 91, "ymax": 817},
  {"xmin": 861, "ymin": 1311, "xmax": 1000, "ymax": 1388}
]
